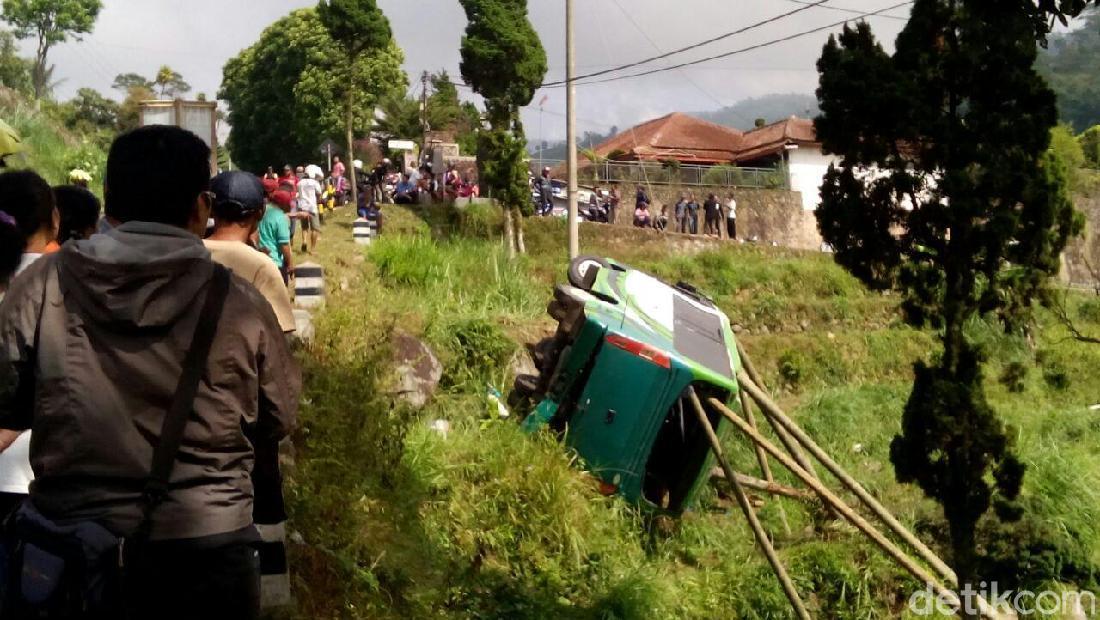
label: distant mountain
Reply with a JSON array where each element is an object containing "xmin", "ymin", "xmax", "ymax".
[{"xmin": 697, "ymin": 93, "xmax": 820, "ymax": 131}]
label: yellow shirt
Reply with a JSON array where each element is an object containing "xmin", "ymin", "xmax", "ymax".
[{"xmin": 204, "ymin": 239, "xmax": 296, "ymax": 333}]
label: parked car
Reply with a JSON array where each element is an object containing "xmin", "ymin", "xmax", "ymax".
[{"xmin": 516, "ymin": 256, "xmax": 744, "ymax": 514}]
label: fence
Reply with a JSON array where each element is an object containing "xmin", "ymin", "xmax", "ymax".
[{"xmin": 531, "ymin": 159, "xmax": 789, "ymax": 190}]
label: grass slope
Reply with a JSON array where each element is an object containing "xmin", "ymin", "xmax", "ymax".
[{"xmin": 284, "ymin": 205, "xmax": 1100, "ymax": 619}]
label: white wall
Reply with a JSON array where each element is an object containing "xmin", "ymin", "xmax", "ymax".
[{"xmin": 787, "ymin": 147, "xmax": 838, "ymax": 211}]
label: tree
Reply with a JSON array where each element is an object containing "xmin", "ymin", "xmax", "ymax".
[
  {"xmin": 219, "ymin": 8, "xmax": 405, "ymax": 173},
  {"xmin": 111, "ymin": 72, "xmax": 152, "ymax": 93},
  {"xmin": 1036, "ymin": 9, "xmax": 1100, "ymax": 131},
  {"xmin": 1, "ymin": 0, "xmax": 102, "ymax": 99},
  {"xmin": 153, "ymin": 65, "xmax": 190, "ymax": 99},
  {"xmin": 815, "ymin": 0, "xmax": 1081, "ymax": 606},
  {"xmin": 1080, "ymin": 125, "xmax": 1100, "ymax": 168},
  {"xmin": 318, "ymin": 0, "xmax": 393, "ymax": 211},
  {"xmin": 57, "ymin": 86, "xmax": 117, "ymax": 134},
  {"xmin": 0, "ymin": 27, "xmax": 32, "ymax": 95},
  {"xmin": 116, "ymin": 84, "xmax": 153, "ymax": 132},
  {"xmin": 459, "ymin": 0, "xmax": 547, "ymax": 256}
]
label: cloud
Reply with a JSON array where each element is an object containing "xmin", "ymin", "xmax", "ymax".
[{"xmin": 22, "ymin": 0, "xmax": 911, "ymax": 141}]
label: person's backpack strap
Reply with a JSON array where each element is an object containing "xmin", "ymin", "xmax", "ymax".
[{"xmin": 137, "ymin": 265, "xmax": 232, "ymax": 536}]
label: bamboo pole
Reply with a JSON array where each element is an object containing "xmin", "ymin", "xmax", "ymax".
[
  {"xmin": 739, "ymin": 388, "xmax": 792, "ymax": 535},
  {"xmin": 735, "ymin": 342, "xmax": 820, "ymax": 480},
  {"xmin": 710, "ymin": 469, "xmax": 812, "ymax": 501},
  {"xmin": 734, "ymin": 372, "xmax": 957, "ymax": 585},
  {"xmin": 711, "ymin": 398, "xmax": 999, "ymax": 619},
  {"xmin": 686, "ymin": 389, "xmax": 811, "ymax": 620}
]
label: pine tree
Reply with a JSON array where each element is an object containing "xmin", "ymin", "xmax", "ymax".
[
  {"xmin": 458, "ymin": 0, "xmax": 547, "ymax": 256},
  {"xmin": 815, "ymin": 0, "xmax": 1081, "ymax": 602}
]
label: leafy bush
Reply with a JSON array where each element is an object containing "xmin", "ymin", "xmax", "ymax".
[
  {"xmin": 437, "ymin": 318, "xmax": 516, "ymax": 389},
  {"xmin": 457, "ymin": 202, "xmax": 504, "ymax": 239},
  {"xmin": 1078, "ymin": 298, "xmax": 1100, "ymax": 324},
  {"xmin": 778, "ymin": 349, "xmax": 807, "ymax": 388}
]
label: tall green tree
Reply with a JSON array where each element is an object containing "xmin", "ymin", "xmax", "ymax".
[
  {"xmin": 318, "ymin": 0, "xmax": 392, "ymax": 209},
  {"xmin": 1081, "ymin": 125, "xmax": 1100, "ymax": 168},
  {"xmin": 219, "ymin": 8, "xmax": 405, "ymax": 174},
  {"xmin": 111, "ymin": 72, "xmax": 152, "ymax": 93},
  {"xmin": 1, "ymin": 0, "xmax": 102, "ymax": 99},
  {"xmin": 458, "ymin": 0, "xmax": 546, "ymax": 256},
  {"xmin": 153, "ymin": 65, "xmax": 190, "ymax": 99},
  {"xmin": 1036, "ymin": 9, "xmax": 1100, "ymax": 131},
  {"xmin": 0, "ymin": 27, "xmax": 31, "ymax": 95},
  {"xmin": 815, "ymin": 0, "xmax": 1081, "ymax": 603}
]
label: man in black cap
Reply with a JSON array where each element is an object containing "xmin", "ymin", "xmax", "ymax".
[{"xmin": 205, "ymin": 171, "xmax": 295, "ymax": 334}]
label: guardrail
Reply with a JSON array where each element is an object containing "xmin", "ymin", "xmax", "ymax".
[{"xmin": 530, "ymin": 160, "xmax": 789, "ymax": 189}]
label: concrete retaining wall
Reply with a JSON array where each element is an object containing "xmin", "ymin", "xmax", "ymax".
[
  {"xmin": 610, "ymin": 185, "xmax": 823, "ymax": 251},
  {"xmin": 1063, "ymin": 189, "xmax": 1100, "ymax": 289}
]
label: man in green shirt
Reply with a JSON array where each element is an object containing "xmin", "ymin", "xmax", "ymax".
[{"xmin": 258, "ymin": 190, "xmax": 294, "ymax": 283}]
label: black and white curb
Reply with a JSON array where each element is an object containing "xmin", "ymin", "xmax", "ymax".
[
  {"xmin": 295, "ymin": 263, "xmax": 324, "ymax": 309},
  {"xmin": 353, "ymin": 217, "xmax": 379, "ymax": 245}
]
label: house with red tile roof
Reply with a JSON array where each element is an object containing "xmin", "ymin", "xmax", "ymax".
[{"xmin": 584, "ymin": 113, "xmax": 837, "ymax": 211}]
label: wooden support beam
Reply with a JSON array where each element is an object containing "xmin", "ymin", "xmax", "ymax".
[
  {"xmin": 687, "ymin": 388, "xmax": 812, "ymax": 620},
  {"xmin": 710, "ymin": 468, "xmax": 813, "ymax": 501},
  {"xmin": 711, "ymin": 395, "xmax": 1000, "ymax": 620}
]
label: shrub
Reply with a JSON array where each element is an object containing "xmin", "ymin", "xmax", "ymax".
[
  {"xmin": 1078, "ymin": 298, "xmax": 1100, "ymax": 324},
  {"xmin": 778, "ymin": 350, "xmax": 807, "ymax": 388}
]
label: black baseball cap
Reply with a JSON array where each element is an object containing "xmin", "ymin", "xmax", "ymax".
[{"xmin": 210, "ymin": 171, "xmax": 265, "ymax": 221}]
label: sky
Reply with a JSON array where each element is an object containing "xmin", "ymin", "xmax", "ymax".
[{"xmin": 19, "ymin": 0, "xmax": 915, "ymax": 142}]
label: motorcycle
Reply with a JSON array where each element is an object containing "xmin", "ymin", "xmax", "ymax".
[{"xmin": 581, "ymin": 197, "xmax": 610, "ymax": 223}]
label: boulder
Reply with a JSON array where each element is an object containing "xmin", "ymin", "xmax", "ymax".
[{"xmin": 393, "ymin": 332, "xmax": 442, "ymax": 408}]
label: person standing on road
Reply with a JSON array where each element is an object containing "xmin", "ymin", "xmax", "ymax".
[
  {"xmin": 296, "ymin": 172, "xmax": 322, "ymax": 255},
  {"xmin": 726, "ymin": 192, "xmax": 738, "ymax": 240},
  {"xmin": 674, "ymin": 193, "xmax": 688, "ymax": 233},
  {"xmin": 703, "ymin": 193, "xmax": 720, "ymax": 236},
  {"xmin": 0, "ymin": 170, "xmax": 58, "ymax": 523},
  {"xmin": 607, "ymin": 184, "xmax": 621, "ymax": 224},
  {"xmin": 54, "ymin": 185, "xmax": 102, "ymax": 243},
  {"xmin": 205, "ymin": 172, "xmax": 295, "ymax": 334},
  {"xmin": 260, "ymin": 190, "xmax": 295, "ymax": 285},
  {"xmin": 0, "ymin": 126, "xmax": 300, "ymax": 619},
  {"xmin": 538, "ymin": 167, "xmax": 554, "ymax": 216},
  {"xmin": 686, "ymin": 192, "xmax": 700, "ymax": 235}
]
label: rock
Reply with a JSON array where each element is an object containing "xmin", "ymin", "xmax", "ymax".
[
  {"xmin": 759, "ymin": 325, "xmax": 770, "ymax": 334},
  {"xmin": 511, "ymin": 349, "xmax": 538, "ymax": 378},
  {"xmin": 340, "ymin": 277, "xmax": 350, "ymax": 291},
  {"xmin": 732, "ymin": 324, "xmax": 744, "ymax": 334},
  {"xmin": 393, "ymin": 332, "xmax": 442, "ymax": 408},
  {"xmin": 799, "ymin": 319, "xmax": 811, "ymax": 331}
]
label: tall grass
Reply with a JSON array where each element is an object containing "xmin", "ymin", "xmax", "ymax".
[{"xmin": 286, "ymin": 205, "xmax": 1100, "ymax": 618}]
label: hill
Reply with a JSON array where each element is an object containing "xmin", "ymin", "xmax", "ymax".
[
  {"xmin": 696, "ymin": 93, "xmax": 821, "ymax": 130},
  {"xmin": 285, "ymin": 204, "xmax": 1100, "ymax": 619}
]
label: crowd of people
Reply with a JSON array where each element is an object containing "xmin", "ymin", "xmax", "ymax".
[
  {"xmin": 0, "ymin": 125, "xmax": 302, "ymax": 619},
  {"xmin": 532, "ymin": 167, "xmax": 739, "ymax": 240}
]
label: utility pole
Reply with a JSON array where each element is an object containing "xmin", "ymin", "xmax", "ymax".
[
  {"xmin": 566, "ymin": 0, "xmax": 579, "ymax": 259},
  {"xmin": 420, "ymin": 71, "xmax": 430, "ymax": 164}
]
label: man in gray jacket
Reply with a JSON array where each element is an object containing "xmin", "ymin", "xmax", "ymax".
[{"xmin": 0, "ymin": 126, "xmax": 300, "ymax": 618}]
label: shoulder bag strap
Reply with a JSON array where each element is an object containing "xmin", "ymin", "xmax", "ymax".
[{"xmin": 137, "ymin": 265, "xmax": 231, "ymax": 535}]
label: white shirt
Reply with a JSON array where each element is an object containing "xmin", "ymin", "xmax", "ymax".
[
  {"xmin": 727, "ymin": 199, "xmax": 737, "ymax": 219},
  {"xmin": 297, "ymin": 178, "xmax": 321, "ymax": 214},
  {"xmin": 0, "ymin": 253, "xmax": 42, "ymax": 494}
]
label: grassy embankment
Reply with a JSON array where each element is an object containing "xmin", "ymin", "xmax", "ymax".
[{"xmin": 283, "ymin": 203, "xmax": 1100, "ymax": 619}]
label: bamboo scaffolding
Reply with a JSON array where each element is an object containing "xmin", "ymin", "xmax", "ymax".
[
  {"xmin": 711, "ymin": 397, "xmax": 1000, "ymax": 619},
  {"xmin": 710, "ymin": 468, "xmax": 812, "ymax": 501},
  {"xmin": 735, "ymin": 371, "xmax": 957, "ymax": 585},
  {"xmin": 735, "ymin": 341, "xmax": 819, "ymax": 480},
  {"xmin": 686, "ymin": 388, "xmax": 811, "ymax": 620}
]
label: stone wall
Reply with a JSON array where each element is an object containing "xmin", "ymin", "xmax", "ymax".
[
  {"xmin": 1063, "ymin": 189, "xmax": 1100, "ymax": 289},
  {"xmin": 609, "ymin": 184, "xmax": 823, "ymax": 251}
]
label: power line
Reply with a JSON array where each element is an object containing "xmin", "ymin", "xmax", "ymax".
[
  {"xmin": 608, "ymin": 0, "xmax": 740, "ymax": 117},
  {"xmin": 541, "ymin": 0, "xmax": 833, "ymax": 87},
  {"xmin": 556, "ymin": 1, "xmax": 913, "ymax": 88},
  {"xmin": 781, "ymin": 0, "xmax": 909, "ymax": 21}
]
